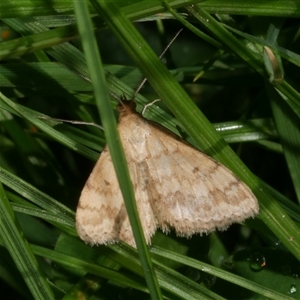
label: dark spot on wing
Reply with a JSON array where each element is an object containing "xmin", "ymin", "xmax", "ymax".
[{"xmin": 193, "ymin": 167, "xmax": 199, "ymax": 173}]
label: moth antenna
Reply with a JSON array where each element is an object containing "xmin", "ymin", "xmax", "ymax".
[
  {"xmin": 142, "ymin": 99, "xmax": 161, "ymax": 116},
  {"xmin": 38, "ymin": 116, "xmax": 104, "ymax": 131},
  {"xmin": 109, "ymin": 91, "xmax": 126, "ymax": 108},
  {"xmin": 134, "ymin": 28, "xmax": 183, "ymax": 99},
  {"xmin": 37, "ymin": 90, "xmax": 125, "ymax": 130}
]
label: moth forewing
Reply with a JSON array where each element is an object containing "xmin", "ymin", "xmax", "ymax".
[{"xmin": 76, "ymin": 104, "xmax": 259, "ymax": 247}]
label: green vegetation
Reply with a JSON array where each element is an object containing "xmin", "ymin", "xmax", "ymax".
[{"xmin": 0, "ymin": 1, "xmax": 300, "ymax": 299}]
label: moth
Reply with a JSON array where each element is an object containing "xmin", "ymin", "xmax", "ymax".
[{"xmin": 76, "ymin": 103, "xmax": 259, "ymax": 247}]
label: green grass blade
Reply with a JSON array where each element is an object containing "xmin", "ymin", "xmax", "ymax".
[
  {"xmin": 0, "ymin": 166, "xmax": 74, "ymax": 224},
  {"xmin": 268, "ymin": 84, "xmax": 300, "ymax": 202},
  {"xmin": 31, "ymin": 244, "xmax": 148, "ymax": 294},
  {"xmin": 151, "ymin": 246, "xmax": 295, "ymax": 300},
  {"xmin": 0, "ymin": 182, "xmax": 54, "ymax": 299},
  {"xmin": 1, "ymin": 0, "xmax": 300, "ymax": 19},
  {"xmin": 73, "ymin": 1, "xmax": 162, "ymax": 299},
  {"xmin": 108, "ymin": 244, "xmax": 225, "ymax": 300}
]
